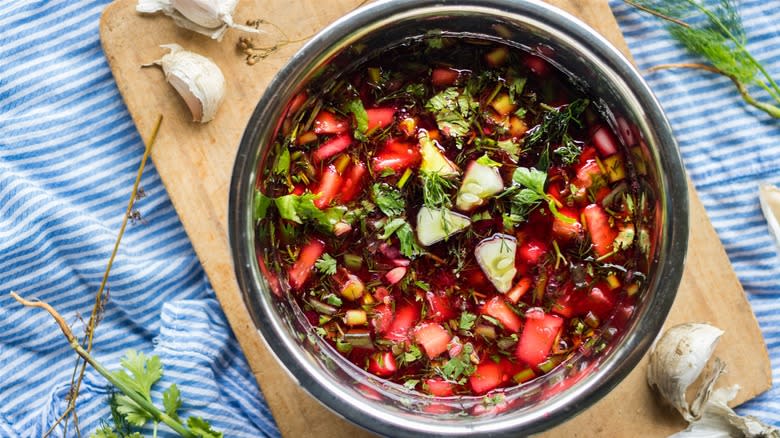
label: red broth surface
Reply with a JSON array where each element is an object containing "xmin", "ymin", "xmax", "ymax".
[{"xmin": 254, "ymin": 38, "xmax": 652, "ymax": 397}]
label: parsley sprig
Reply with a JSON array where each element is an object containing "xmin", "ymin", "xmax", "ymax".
[
  {"xmin": 502, "ymin": 167, "xmax": 574, "ymax": 226},
  {"xmin": 626, "ymin": 0, "xmax": 780, "ymax": 118}
]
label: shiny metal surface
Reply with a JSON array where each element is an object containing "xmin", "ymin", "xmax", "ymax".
[{"xmin": 228, "ymin": 0, "xmax": 689, "ymax": 436}]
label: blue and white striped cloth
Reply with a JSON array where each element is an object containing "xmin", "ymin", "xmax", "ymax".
[{"xmin": 0, "ymin": 0, "xmax": 779, "ymax": 436}]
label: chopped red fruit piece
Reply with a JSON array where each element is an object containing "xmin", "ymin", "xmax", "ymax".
[
  {"xmin": 312, "ymin": 134, "xmax": 353, "ymax": 163},
  {"xmin": 582, "ymin": 204, "xmax": 617, "ymax": 257},
  {"xmin": 424, "ymin": 378, "xmax": 455, "ymax": 397},
  {"xmin": 426, "ymin": 291, "xmax": 457, "ymax": 323},
  {"xmin": 313, "ymin": 110, "xmax": 349, "ymax": 134},
  {"xmin": 552, "ymin": 207, "xmax": 582, "ymax": 241},
  {"xmin": 385, "ymin": 303, "xmax": 419, "ymax": 341},
  {"xmin": 523, "ymin": 54, "xmax": 550, "ymax": 76},
  {"xmin": 574, "ymin": 159, "xmax": 603, "ymax": 189},
  {"xmin": 516, "ymin": 314, "xmax": 563, "ymax": 367},
  {"xmin": 287, "ymin": 239, "xmax": 325, "ymax": 290},
  {"xmin": 368, "ymin": 351, "xmax": 397, "ymax": 377},
  {"xmin": 519, "ymin": 239, "xmax": 548, "ymax": 266},
  {"xmin": 372, "ymin": 139, "xmax": 421, "ymax": 173},
  {"xmin": 366, "ymin": 108, "xmax": 395, "ymax": 132},
  {"xmin": 469, "ymin": 361, "xmax": 506, "ymax": 394},
  {"xmin": 576, "ymin": 284, "xmax": 616, "ymax": 321},
  {"xmin": 482, "ymin": 296, "xmax": 522, "ymax": 333},
  {"xmin": 313, "ymin": 165, "xmax": 343, "ymax": 209},
  {"xmin": 431, "ymin": 67, "xmax": 460, "ymax": 86},
  {"xmin": 372, "ymin": 303, "xmax": 394, "ymax": 335},
  {"xmin": 285, "ymin": 91, "xmax": 307, "ymax": 118},
  {"xmin": 591, "ymin": 125, "xmax": 619, "ymax": 157},
  {"xmin": 339, "ymin": 161, "xmax": 367, "ymax": 203},
  {"xmin": 414, "ymin": 323, "xmax": 452, "ymax": 359}
]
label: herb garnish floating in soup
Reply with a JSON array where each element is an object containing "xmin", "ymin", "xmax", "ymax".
[{"xmin": 254, "ymin": 38, "xmax": 653, "ymax": 396}]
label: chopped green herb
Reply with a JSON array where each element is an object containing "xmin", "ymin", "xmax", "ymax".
[
  {"xmin": 421, "ymin": 171, "xmax": 457, "ymax": 209},
  {"xmin": 459, "ymin": 312, "xmax": 477, "ymax": 330},
  {"xmin": 345, "ymin": 98, "xmax": 369, "ymax": 139},
  {"xmin": 315, "ymin": 253, "xmax": 337, "ymax": 275},
  {"xmin": 372, "ymin": 183, "xmax": 406, "ymax": 216},
  {"xmin": 476, "ymin": 153, "xmax": 502, "ymax": 168},
  {"xmin": 253, "ymin": 190, "xmax": 272, "ymax": 221}
]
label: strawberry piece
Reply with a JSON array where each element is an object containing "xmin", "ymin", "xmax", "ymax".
[
  {"xmin": 424, "ymin": 378, "xmax": 455, "ymax": 397},
  {"xmin": 591, "ymin": 125, "xmax": 619, "ymax": 157},
  {"xmin": 414, "ymin": 323, "xmax": 452, "ymax": 359},
  {"xmin": 372, "ymin": 303, "xmax": 394, "ymax": 335},
  {"xmin": 366, "ymin": 108, "xmax": 395, "ymax": 132},
  {"xmin": 582, "ymin": 204, "xmax": 617, "ymax": 257},
  {"xmin": 551, "ymin": 207, "xmax": 582, "ymax": 241},
  {"xmin": 287, "ymin": 239, "xmax": 325, "ymax": 290},
  {"xmin": 313, "ymin": 110, "xmax": 349, "ymax": 134},
  {"xmin": 576, "ymin": 284, "xmax": 616, "ymax": 320},
  {"xmin": 516, "ymin": 314, "xmax": 563, "ymax": 367},
  {"xmin": 482, "ymin": 296, "xmax": 522, "ymax": 333},
  {"xmin": 285, "ymin": 91, "xmax": 307, "ymax": 119},
  {"xmin": 312, "ymin": 134, "xmax": 353, "ymax": 163},
  {"xmin": 506, "ymin": 277, "xmax": 532, "ymax": 304},
  {"xmin": 431, "ymin": 67, "xmax": 460, "ymax": 86},
  {"xmin": 371, "ymin": 139, "xmax": 421, "ymax": 173},
  {"xmin": 523, "ymin": 54, "xmax": 550, "ymax": 76},
  {"xmin": 425, "ymin": 291, "xmax": 457, "ymax": 323},
  {"xmin": 313, "ymin": 165, "xmax": 343, "ymax": 209},
  {"xmin": 469, "ymin": 361, "xmax": 506, "ymax": 394},
  {"xmin": 368, "ymin": 351, "xmax": 397, "ymax": 377},
  {"xmin": 518, "ymin": 239, "xmax": 548, "ymax": 266},
  {"xmin": 385, "ymin": 303, "xmax": 419, "ymax": 341},
  {"xmin": 339, "ymin": 162, "xmax": 367, "ymax": 203}
]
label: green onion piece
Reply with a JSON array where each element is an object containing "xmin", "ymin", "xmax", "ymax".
[
  {"xmin": 308, "ymin": 298, "xmax": 337, "ymax": 315},
  {"xmin": 344, "ymin": 329, "xmax": 374, "ymax": 350},
  {"xmin": 397, "ymin": 168, "xmax": 413, "ymax": 189},
  {"xmin": 336, "ymin": 339, "xmax": 353, "ymax": 354},
  {"xmin": 583, "ymin": 311, "xmax": 600, "ymax": 328},
  {"xmin": 538, "ymin": 355, "xmax": 564, "ymax": 373},
  {"xmin": 513, "ymin": 368, "xmax": 536, "ymax": 384},
  {"xmin": 343, "ymin": 253, "xmax": 363, "ymax": 270},
  {"xmin": 475, "ymin": 324, "xmax": 497, "ymax": 340}
]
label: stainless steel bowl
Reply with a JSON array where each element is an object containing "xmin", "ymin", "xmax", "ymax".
[{"xmin": 229, "ymin": 0, "xmax": 689, "ymax": 436}]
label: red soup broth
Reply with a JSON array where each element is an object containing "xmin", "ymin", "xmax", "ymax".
[{"xmin": 254, "ymin": 38, "xmax": 652, "ymax": 397}]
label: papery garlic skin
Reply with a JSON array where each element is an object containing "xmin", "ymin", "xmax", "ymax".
[
  {"xmin": 149, "ymin": 44, "xmax": 225, "ymax": 123},
  {"xmin": 137, "ymin": 0, "xmax": 258, "ymax": 40},
  {"xmin": 646, "ymin": 323, "xmax": 724, "ymax": 422}
]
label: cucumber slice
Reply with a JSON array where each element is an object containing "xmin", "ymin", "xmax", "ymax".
[
  {"xmin": 416, "ymin": 206, "xmax": 471, "ymax": 246},
  {"xmin": 419, "ymin": 130, "xmax": 459, "ymax": 176},
  {"xmin": 456, "ymin": 161, "xmax": 504, "ymax": 211},
  {"xmin": 475, "ymin": 234, "xmax": 517, "ymax": 293}
]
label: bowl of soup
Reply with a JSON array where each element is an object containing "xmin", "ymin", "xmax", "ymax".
[{"xmin": 228, "ymin": 0, "xmax": 688, "ymax": 435}]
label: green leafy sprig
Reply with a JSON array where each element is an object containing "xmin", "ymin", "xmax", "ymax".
[{"xmin": 626, "ymin": 0, "xmax": 780, "ymax": 118}]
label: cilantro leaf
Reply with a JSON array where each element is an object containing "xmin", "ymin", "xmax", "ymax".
[
  {"xmin": 273, "ymin": 146, "xmax": 290, "ymax": 176},
  {"xmin": 315, "ymin": 253, "xmax": 338, "ymax": 275},
  {"xmin": 371, "ymin": 183, "xmax": 406, "ymax": 216},
  {"xmin": 459, "ymin": 312, "xmax": 477, "ymax": 330},
  {"xmin": 508, "ymin": 77, "xmax": 527, "ymax": 103},
  {"xmin": 503, "ymin": 167, "xmax": 573, "ymax": 225},
  {"xmin": 91, "ymin": 425, "xmax": 119, "ymax": 438},
  {"xmin": 274, "ymin": 193, "xmax": 348, "ymax": 233},
  {"xmin": 425, "ymin": 87, "xmax": 478, "ymax": 142},
  {"xmin": 396, "ymin": 221, "xmax": 423, "ymax": 258},
  {"xmin": 112, "ymin": 350, "xmax": 162, "ymax": 427},
  {"xmin": 345, "ymin": 99, "xmax": 368, "ymax": 140},
  {"xmin": 512, "ymin": 167, "xmax": 546, "ymax": 193},
  {"xmin": 253, "ymin": 191, "xmax": 272, "ymax": 221},
  {"xmin": 162, "ymin": 383, "xmax": 182, "ymax": 421},
  {"xmin": 187, "ymin": 416, "xmax": 223, "ymax": 438},
  {"xmin": 476, "ymin": 153, "xmax": 502, "ymax": 168}
]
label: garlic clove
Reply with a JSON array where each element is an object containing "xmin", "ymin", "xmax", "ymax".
[
  {"xmin": 646, "ymin": 323, "xmax": 724, "ymax": 422},
  {"xmin": 136, "ymin": 0, "xmax": 259, "ymax": 40},
  {"xmin": 147, "ymin": 44, "xmax": 225, "ymax": 123},
  {"xmin": 670, "ymin": 386, "xmax": 780, "ymax": 438}
]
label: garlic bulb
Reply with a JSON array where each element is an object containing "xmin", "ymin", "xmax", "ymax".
[
  {"xmin": 648, "ymin": 323, "xmax": 780, "ymax": 437},
  {"xmin": 147, "ymin": 44, "xmax": 225, "ymax": 123},
  {"xmin": 137, "ymin": 0, "xmax": 259, "ymax": 40},
  {"xmin": 647, "ymin": 323, "xmax": 725, "ymax": 421}
]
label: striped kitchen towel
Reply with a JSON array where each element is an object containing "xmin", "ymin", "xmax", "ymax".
[
  {"xmin": 610, "ymin": 0, "xmax": 780, "ymax": 424},
  {"xmin": 0, "ymin": 1, "xmax": 278, "ymax": 436},
  {"xmin": 1, "ymin": 0, "xmax": 779, "ymax": 437}
]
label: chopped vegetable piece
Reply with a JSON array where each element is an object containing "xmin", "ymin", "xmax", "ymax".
[
  {"xmin": 312, "ymin": 134, "xmax": 353, "ymax": 163},
  {"xmin": 506, "ymin": 277, "xmax": 532, "ymax": 304},
  {"xmin": 516, "ymin": 314, "xmax": 563, "ymax": 367},
  {"xmin": 369, "ymin": 352, "xmax": 397, "ymax": 377},
  {"xmin": 288, "ymin": 239, "xmax": 325, "ymax": 290},
  {"xmin": 582, "ymin": 204, "xmax": 617, "ymax": 257},
  {"xmin": 424, "ymin": 378, "xmax": 455, "ymax": 396},
  {"xmin": 431, "ymin": 67, "xmax": 460, "ymax": 86},
  {"xmin": 475, "ymin": 234, "xmax": 517, "ymax": 293},
  {"xmin": 414, "ymin": 323, "xmax": 452, "ymax": 359},
  {"xmin": 591, "ymin": 125, "xmax": 619, "ymax": 157},
  {"xmin": 469, "ymin": 361, "xmax": 506, "ymax": 394},
  {"xmin": 485, "ymin": 47, "xmax": 509, "ymax": 67},
  {"xmin": 386, "ymin": 303, "xmax": 419, "ymax": 341},
  {"xmin": 314, "ymin": 110, "xmax": 349, "ymax": 134},
  {"xmin": 372, "ymin": 139, "xmax": 421, "ymax": 173},
  {"xmin": 339, "ymin": 162, "xmax": 367, "ymax": 203},
  {"xmin": 346, "ymin": 309, "xmax": 368, "ymax": 326},
  {"xmin": 416, "ymin": 206, "xmax": 471, "ymax": 246},
  {"xmin": 482, "ymin": 296, "xmax": 522, "ymax": 333},
  {"xmin": 313, "ymin": 165, "xmax": 343, "ymax": 209},
  {"xmin": 366, "ymin": 107, "xmax": 396, "ymax": 133},
  {"xmin": 419, "ymin": 130, "xmax": 459, "ymax": 176},
  {"xmin": 602, "ymin": 154, "xmax": 626, "ymax": 183},
  {"xmin": 490, "ymin": 93, "xmax": 516, "ymax": 116},
  {"xmin": 456, "ymin": 161, "xmax": 504, "ymax": 211}
]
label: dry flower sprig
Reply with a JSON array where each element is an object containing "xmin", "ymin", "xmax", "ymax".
[
  {"xmin": 626, "ymin": 0, "xmax": 780, "ymax": 118},
  {"xmin": 43, "ymin": 115, "xmax": 163, "ymax": 438},
  {"xmin": 236, "ymin": 19, "xmax": 316, "ymax": 66}
]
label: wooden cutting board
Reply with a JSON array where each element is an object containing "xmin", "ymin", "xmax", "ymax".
[{"xmin": 99, "ymin": 0, "xmax": 771, "ymax": 436}]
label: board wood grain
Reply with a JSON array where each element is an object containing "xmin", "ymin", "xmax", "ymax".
[{"xmin": 99, "ymin": 0, "xmax": 771, "ymax": 436}]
